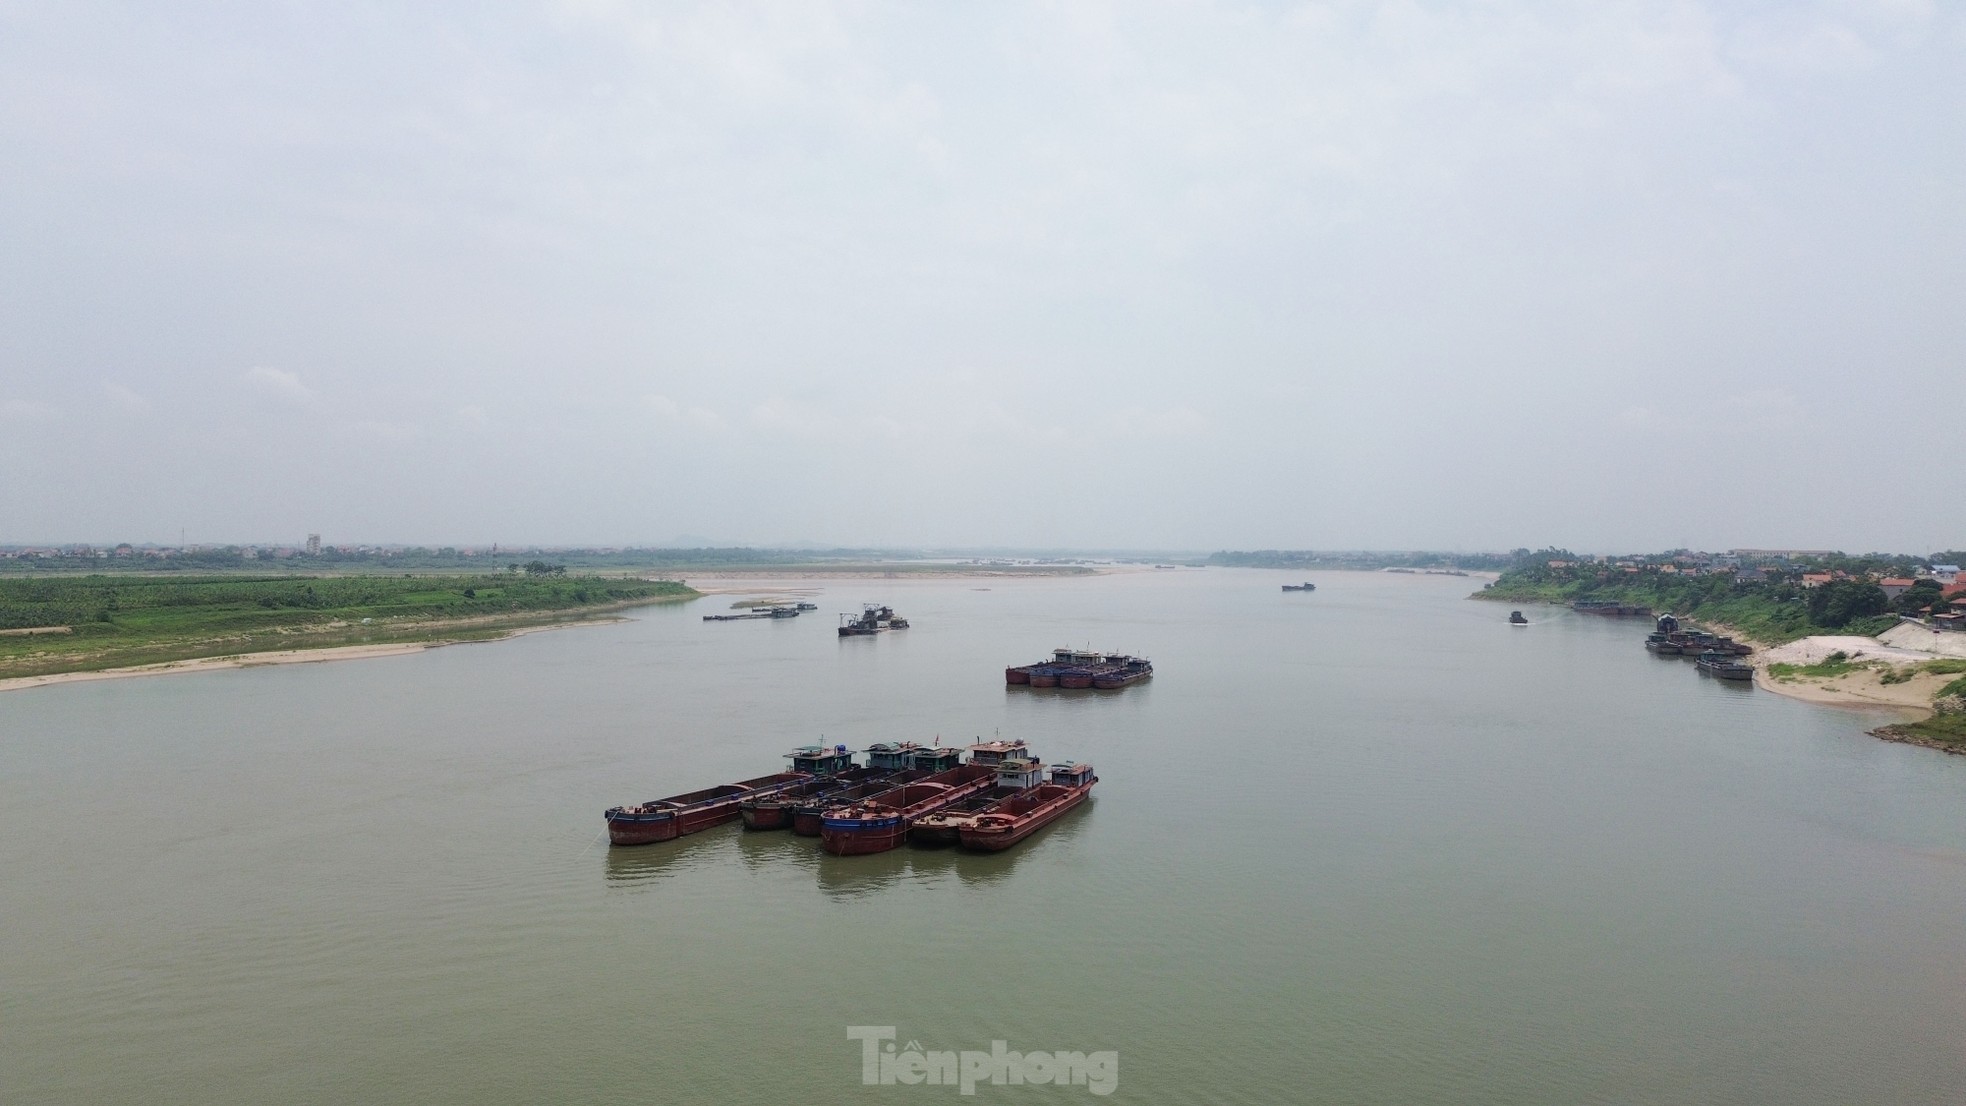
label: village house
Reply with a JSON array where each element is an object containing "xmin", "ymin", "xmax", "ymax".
[
  {"xmin": 1879, "ymin": 578, "xmax": 1916, "ymax": 600},
  {"xmin": 1800, "ymin": 573, "xmax": 1833, "ymax": 588}
]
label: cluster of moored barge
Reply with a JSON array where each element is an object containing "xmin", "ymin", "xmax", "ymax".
[
  {"xmin": 605, "ymin": 740, "xmax": 1095, "ymax": 854},
  {"xmin": 1005, "ymin": 648, "xmax": 1153, "ymax": 690},
  {"xmin": 1645, "ymin": 613, "xmax": 1755, "ymax": 680}
]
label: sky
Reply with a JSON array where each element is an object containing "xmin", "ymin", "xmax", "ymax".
[{"xmin": 2, "ymin": 1, "xmax": 1961, "ymax": 554}]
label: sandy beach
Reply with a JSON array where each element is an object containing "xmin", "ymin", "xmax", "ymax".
[
  {"xmin": 0, "ymin": 619, "xmax": 624, "ymax": 695},
  {"xmin": 1736, "ymin": 630, "xmax": 1961, "ymax": 716}
]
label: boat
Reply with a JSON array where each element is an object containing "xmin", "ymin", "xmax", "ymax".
[
  {"xmin": 787, "ymin": 743, "xmax": 958, "ymax": 834},
  {"xmin": 838, "ymin": 604, "xmax": 908, "ymax": 636},
  {"xmin": 739, "ymin": 745, "xmax": 871, "ymax": 830},
  {"xmin": 1645, "ymin": 636, "xmax": 1682, "ymax": 655},
  {"xmin": 1573, "ymin": 600, "xmax": 1652, "ymax": 617},
  {"xmin": 1695, "ymin": 651, "xmax": 1755, "ymax": 681},
  {"xmin": 1090, "ymin": 655, "xmax": 1153, "ymax": 689},
  {"xmin": 703, "ymin": 606, "xmax": 801, "ymax": 622},
  {"xmin": 1282, "ymin": 582, "xmax": 1316, "ymax": 592},
  {"xmin": 1007, "ymin": 648, "xmax": 1152, "ymax": 690},
  {"xmin": 743, "ymin": 773, "xmax": 880, "ymax": 830},
  {"xmin": 957, "ymin": 762, "xmax": 1098, "ymax": 852},
  {"xmin": 795, "ymin": 601, "xmax": 818, "ymax": 610},
  {"xmin": 790, "ymin": 772, "xmax": 921, "ymax": 835},
  {"xmin": 909, "ymin": 755, "xmax": 1047, "ymax": 846},
  {"xmin": 819, "ymin": 763, "xmax": 999, "ymax": 855},
  {"xmin": 605, "ymin": 771, "xmax": 814, "ymax": 846},
  {"xmin": 1509, "ymin": 610, "xmax": 1528, "ymax": 625}
]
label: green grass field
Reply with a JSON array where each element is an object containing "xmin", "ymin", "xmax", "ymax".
[{"xmin": 0, "ymin": 574, "xmax": 695, "ymax": 679}]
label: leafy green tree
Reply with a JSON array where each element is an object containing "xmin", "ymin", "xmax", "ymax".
[{"xmin": 1807, "ymin": 579, "xmax": 1888, "ymax": 628}]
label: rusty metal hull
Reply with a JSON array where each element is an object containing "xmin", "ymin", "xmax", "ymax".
[
  {"xmin": 820, "ymin": 764, "xmax": 996, "ymax": 855},
  {"xmin": 1005, "ymin": 666, "xmax": 1031, "ymax": 685},
  {"xmin": 606, "ymin": 772, "xmax": 810, "ymax": 846},
  {"xmin": 959, "ymin": 781, "xmax": 1094, "ymax": 852}
]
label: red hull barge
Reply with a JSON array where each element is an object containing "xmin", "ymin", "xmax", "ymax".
[
  {"xmin": 1009, "ymin": 648, "xmax": 1152, "ymax": 690},
  {"xmin": 820, "ymin": 763, "xmax": 997, "ymax": 855},
  {"xmin": 791, "ymin": 776, "xmax": 913, "ymax": 836},
  {"xmin": 606, "ymin": 771, "xmax": 811, "ymax": 846},
  {"xmin": 743, "ymin": 766, "xmax": 886, "ymax": 829},
  {"xmin": 910, "ymin": 751, "xmax": 1046, "ymax": 845},
  {"xmin": 959, "ymin": 763, "xmax": 1096, "ymax": 852}
]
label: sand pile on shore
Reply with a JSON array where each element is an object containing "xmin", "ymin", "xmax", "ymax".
[{"xmin": 1757, "ymin": 636, "xmax": 1936, "ymax": 667}]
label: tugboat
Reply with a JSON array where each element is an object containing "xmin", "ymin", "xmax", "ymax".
[
  {"xmin": 1281, "ymin": 582, "xmax": 1316, "ymax": 592},
  {"xmin": 605, "ymin": 770, "xmax": 815, "ymax": 845},
  {"xmin": 838, "ymin": 605, "xmax": 908, "ymax": 636},
  {"xmin": 1509, "ymin": 610, "xmax": 1528, "ymax": 625},
  {"xmin": 957, "ymin": 762, "xmax": 1098, "ymax": 852}
]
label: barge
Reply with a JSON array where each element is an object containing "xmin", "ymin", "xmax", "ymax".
[
  {"xmin": 1695, "ymin": 651, "xmax": 1755, "ymax": 681},
  {"xmin": 839, "ymin": 605, "xmax": 909, "ymax": 637},
  {"xmin": 704, "ymin": 606, "xmax": 801, "ymax": 621},
  {"xmin": 791, "ymin": 744, "xmax": 958, "ymax": 835},
  {"xmin": 819, "ymin": 762, "xmax": 998, "ymax": 855},
  {"xmin": 606, "ymin": 771, "xmax": 814, "ymax": 846},
  {"xmin": 1574, "ymin": 600, "xmax": 1653, "ymax": 617},
  {"xmin": 740, "ymin": 745, "xmax": 876, "ymax": 830},
  {"xmin": 1281, "ymin": 582, "xmax": 1316, "ymax": 592},
  {"xmin": 1007, "ymin": 648, "xmax": 1153, "ymax": 690},
  {"xmin": 958, "ymin": 762, "xmax": 1098, "ymax": 852},
  {"xmin": 910, "ymin": 754, "xmax": 1047, "ymax": 846}
]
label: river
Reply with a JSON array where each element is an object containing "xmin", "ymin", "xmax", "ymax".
[{"xmin": 3, "ymin": 568, "xmax": 1963, "ymax": 1104}]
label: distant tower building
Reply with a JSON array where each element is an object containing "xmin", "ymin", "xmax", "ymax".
[{"xmin": 306, "ymin": 533, "xmax": 321, "ymax": 556}]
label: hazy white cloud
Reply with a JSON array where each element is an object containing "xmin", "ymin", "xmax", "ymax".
[
  {"xmin": 1102, "ymin": 406, "xmax": 1210, "ymax": 439},
  {"xmin": 350, "ymin": 420, "xmax": 421, "ymax": 443},
  {"xmin": 1, "ymin": 398, "xmax": 58, "ymax": 421},
  {"xmin": 0, "ymin": 2, "xmax": 1959, "ymax": 550},
  {"xmin": 103, "ymin": 383, "xmax": 150, "ymax": 412},
  {"xmin": 242, "ymin": 367, "xmax": 316, "ymax": 405}
]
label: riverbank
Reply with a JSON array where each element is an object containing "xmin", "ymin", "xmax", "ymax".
[
  {"xmin": 0, "ymin": 613, "xmax": 642, "ymax": 694},
  {"xmin": 0, "ymin": 576, "xmax": 696, "ymax": 687},
  {"xmin": 1597, "ymin": 613, "xmax": 1966, "ymax": 753}
]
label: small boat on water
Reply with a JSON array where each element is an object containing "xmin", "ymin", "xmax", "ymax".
[
  {"xmin": 1282, "ymin": 582, "xmax": 1316, "ymax": 592},
  {"xmin": 606, "ymin": 771, "xmax": 814, "ymax": 845},
  {"xmin": 958, "ymin": 762, "xmax": 1098, "ymax": 852},
  {"xmin": 703, "ymin": 605, "xmax": 802, "ymax": 621},
  {"xmin": 1696, "ymin": 651, "xmax": 1755, "ymax": 681},
  {"xmin": 819, "ymin": 763, "xmax": 998, "ymax": 855},
  {"xmin": 839, "ymin": 605, "xmax": 908, "ymax": 636},
  {"xmin": 1509, "ymin": 610, "xmax": 1528, "ymax": 625}
]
